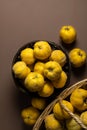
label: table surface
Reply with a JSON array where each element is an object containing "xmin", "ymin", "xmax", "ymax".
[{"xmin": 0, "ymin": 0, "xmax": 87, "ymax": 130}]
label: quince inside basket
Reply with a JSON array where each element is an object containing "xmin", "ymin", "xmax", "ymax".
[
  {"xmin": 33, "ymin": 79, "xmax": 87, "ymax": 130},
  {"xmin": 12, "ymin": 40, "xmax": 71, "ymax": 97}
]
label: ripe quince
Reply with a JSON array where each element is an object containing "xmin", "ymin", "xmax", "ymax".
[
  {"xmin": 44, "ymin": 61, "xmax": 62, "ymax": 81},
  {"xmin": 52, "ymin": 71, "xmax": 67, "ymax": 88},
  {"xmin": 24, "ymin": 72, "xmax": 45, "ymax": 92},
  {"xmin": 44, "ymin": 114, "xmax": 64, "ymax": 130},
  {"xmin": 59, "ymin": 25, "xmax": 76, "ymax": 44},
  {"xmin": 12, "ymin": 61, "xmax": 30, "ymax": 79},
  {"xmin": 34, "ymin": 61, "xmax": 45, "ymax": 75},
  {"xmin": 80, "ymin": 111, "xmax": 87, "ymax": 126},
  {"xmin": 66, "ymin": 114, "xmax": 82, "ymax": 130},
  {"xmin": 20, "ymin": 48, "xmax": 36, "ymax": 65},
  {"xmin": 69, "ymin": 48, "xmax": 86, "ymax": 68},
  {"xmin": 70, "ymin": 88, "xmax": 87, "ymax": 111},
  {"xmin": 50, "ymin": 50, "xmax": 67, "ymax": 67},
  {"xmin": 31, "ymin": 97, "xmax": 46, "ymax": 110},
  {"xmin": 21, "ymin": 106, "xmax": 40, "ymax": 125},
  {"xmin": 53, "ymin": 100, "xmax": 74, "ymax": 120},
  {"xmin": 34, "ymin": 41, "xmax": 52, "ymax": 60},
  {"xmin": 38, "ymin": 80, "xmax": 54, "ymax": 97}
]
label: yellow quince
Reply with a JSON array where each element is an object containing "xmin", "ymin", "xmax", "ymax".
[
  {"xmin": 59, "ymin": 25, "xmax": 77, "ymax": 44},
  {"xmin": 52, "ymin": 71, "xmax": 67, "ymax": 88},
  {"xmin": 38, "ymin": 80, "xmax": 54, "ymax": 97},
  {"xmin": 34, "ymin": 41, "xmax": 52, "ymax": 60},
  {"xmin": 80, "ymin": 111, "xmax": 87, "ymax": 126},
  {"xmin": 66, "ymin": 114, "xmax": 82, "ymax": 130},
  {"xmin": 21, "ymin": 106, "xmax": 40, "ymax": 126},
  {"xmin": 24, "ymin": 72, "xmax": 45, "ymax": 92},
  {"xmin": 12, "ymin": 61, "xmax": 30, "ymax": 79},
  {"xmin": 31, "ymin": 97, "xmax": 46, "ymax": 110},
  {"xmin": 69, "ymin": 48, "xmax": 86, "ymax": 68},
  {"xmin": 70, "ymin": 88, "xmax": 87, "ymax": 111},
  {"xmin": 53, "ymin": 100, "xmax": 74, "ymax": 120},
  {"xmin": 50, "ymin": 50, "xmax": 67, "ymax": 67},
  {"xmin": 44, "ymin": 61, "xmax": 62, "ymax": 81},
  {"xmin": 20, "ymin": 48, "xmax": 36, "ymax": 65},
  {"xmin": 34, "ymin": 61, "xmax": 45, "ymax": 75},
  {"xmin": 44, "ymin": 114, "xmax": 64, "ymax": 130}
]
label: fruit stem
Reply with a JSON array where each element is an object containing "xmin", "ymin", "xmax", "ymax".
[
  {"xmin": 38, "ymin": 46, "xmax": 42, "ymax": 49},
  {"xmin": 78, "ymin": 51, "xmax": 83, "ymax": 57},
  {"xmin": 65, "ymin": 27, "xmax": 69, "ymax": 30},
  {"xmin": 83, "ymin": 97, "xmax": 87, "ymax": 105},
  {"xmin": 48, "ymin": 67, "xmax": 53, "ymax": 72}
]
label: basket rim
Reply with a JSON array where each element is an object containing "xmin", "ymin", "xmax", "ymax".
[{"xmin": 33, "ymin": 78, "xmax": 87, "ymax": 130}]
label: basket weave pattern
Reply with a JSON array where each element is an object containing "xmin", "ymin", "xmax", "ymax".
[{"xmin": 33, "ymin": 79, "xmax": 87, "ymax": 130}]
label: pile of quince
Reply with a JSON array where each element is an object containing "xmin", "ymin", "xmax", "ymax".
[
  {"xmin": 44, "ymin": 87, "xmax": 87, "ymax": 130},
  {"xmin": 12, "ymin": 25, "xmax": 87, "ymax": 128},
  {"xmin": 43, "ymin": 25, "xmax": 87, "ymax": 130},
  {"xmin": 12, "ymin": 41, "xmax": 68, "ymax": 96}
]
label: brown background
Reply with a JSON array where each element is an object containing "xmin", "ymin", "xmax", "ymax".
[{"xmin": 0, "ymin": 0, "xmax": 87, "ymax": 130}]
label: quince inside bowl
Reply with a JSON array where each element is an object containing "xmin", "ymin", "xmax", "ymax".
[{"xmin": 12, "ymin": 40, "xmax": 71, "ymax": 96}]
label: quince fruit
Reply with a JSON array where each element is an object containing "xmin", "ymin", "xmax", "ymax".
[
  {"xmin": 34, "ymin": 61, "xmax": 45, "ymax": 75},
  {"xmin": 52, "ymin": 71, "xmax": 67, "ymax": 88},
  {"xmin": 50, "ymin": 50, "xmax": 67, "ymax": 67},
  {"xmin": 38, "ymin": 80, "xmax": 54, "ymax": 97},
  {"xmin": 70, "ymin": 88, "xmax": 87, "ymax": 111},
  {"xmin": 44, "ymin": 61, "xmax": 62, "ymax": 81},
  {"xmin": 53, "ymin": 100, "xmax": 74, "ymax": 120},
  {"xmin": 80, "ymin": 111, "xmax": 87, "ymax": 126},
  {"xmin": 69, "ymin": 48, "xmax": 86, "ymax": 68},
  {"xmin": 44, "ymin": 114, "xmax": 64, "ymax": 130},
  {"xmin": 59, "ymin": 25, "xmax": 76, "ymax": 44},
  {"xmin": 12, "ymin": 61, "xmax": 30, "ymax": 79},
  {"xmin": 31, "ymin": 97, "xmax": 46, "ymax": 110},
  {"xmin": 66, "ymin": 114, "xmax": 82, "ymax": 130},
  {"xmin": 21, "ymin": 106, "xmax": 40, "ymax": 125},
  {"xmin": 24, "ymin": 72, "xmax": 45, "ymax": 92},
  {"xmin": 20, "ymin": 48, "xmax": 36, "ymax": 65},
  {"xmin": 34, "ymin": 41, "xmax": 52, "ymax": 60}
]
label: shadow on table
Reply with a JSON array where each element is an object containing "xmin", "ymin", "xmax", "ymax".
[
  {"xmin": 71, "ymin": 63, "xmax": 87, "ymax": 78},
  {"xmin": 13, "ymin": 89, "xmax": 46, "ymax": 130}
]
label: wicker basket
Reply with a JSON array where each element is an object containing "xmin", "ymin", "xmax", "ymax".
[{"xmin": 33, "ymin": 78, "xmax": 87, "ymax": 130}]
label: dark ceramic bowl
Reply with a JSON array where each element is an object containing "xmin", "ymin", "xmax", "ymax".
[{"xmin": 12, "ymin": 40, "xmax": 71, "ymax": 96}]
